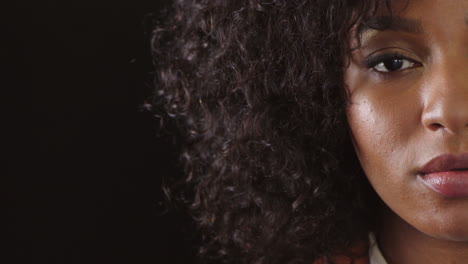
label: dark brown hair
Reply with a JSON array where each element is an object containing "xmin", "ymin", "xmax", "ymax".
[{"xmin": 151, "ymin": 1, "xmax": 392, "ymax": 263}]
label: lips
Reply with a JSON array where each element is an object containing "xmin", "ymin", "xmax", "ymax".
[{"xmin": 418, "ymin": 153, "xmax": 468, "ymax": 198}]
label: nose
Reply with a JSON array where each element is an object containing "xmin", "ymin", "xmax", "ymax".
[{"xmin": 421, "ymin": 57, "xmax": 468, "ymax": 135}]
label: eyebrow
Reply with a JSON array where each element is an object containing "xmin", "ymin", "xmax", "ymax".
[{"xmin": 357, "ymin": 16, "xmax": 424, "ymax": 35}]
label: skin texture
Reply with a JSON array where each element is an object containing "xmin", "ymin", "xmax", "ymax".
[{"xmin": 345, "ymin": 0, "xmax": 468, "ymax": 263}]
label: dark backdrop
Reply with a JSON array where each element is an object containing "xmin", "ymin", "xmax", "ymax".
[{"xmin": 5, "ymin": 3, "xmax": 196, "ymax": 264}]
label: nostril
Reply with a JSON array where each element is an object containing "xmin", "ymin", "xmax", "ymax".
[
  {"xmin": 429, "ymin": 123, "xmax": 445, "ymax": 130},
  {"xmin": 421, "ymin": 103, "xmax": 468, "ymax": 134}
]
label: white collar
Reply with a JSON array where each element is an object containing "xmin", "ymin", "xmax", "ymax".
[{"xmin": 369, "ymin": 233, "xmax": 388, "ymax": 264}]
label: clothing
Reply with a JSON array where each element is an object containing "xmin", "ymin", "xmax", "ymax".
[
  {"xmin": 368, "ymin": 233, "xmax": 388, "ymax": 264},
  {"xmin": 312, "ymin": 233, "xmax": 388, "ymax": 264}
]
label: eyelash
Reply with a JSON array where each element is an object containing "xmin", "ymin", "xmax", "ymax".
[{"xmin": 363, "ymin": 52, "xmax": 421, "ymax": 74}]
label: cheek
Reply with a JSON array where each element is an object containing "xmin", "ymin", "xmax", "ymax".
[
  {"xmin": 346, "ymin": 93, "xmax": 418, "ymax": 183},
  {"xmin": 346, "ymin": 88, "xmax": 468, "ymax": 241},
  {"xmin": 345, "ymin": 86, "xmax": 427, "ymax": 229}
]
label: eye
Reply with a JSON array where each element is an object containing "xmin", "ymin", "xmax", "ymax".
[
  {"xmin": 364, "ymin": 52, "xmax": 421, "ymax": 73},
  {"xmin": 373, "ymin": 58, "xmax": 416, "ymax": 72}
]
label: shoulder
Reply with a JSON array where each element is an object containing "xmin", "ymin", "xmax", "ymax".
[
  {"xmin": 313, "ymin": 242, "xmax": 369, "ymax": 264},
  {"xmin": 313, "ymin": 255, "xmax": 369, "ymax": 264}
]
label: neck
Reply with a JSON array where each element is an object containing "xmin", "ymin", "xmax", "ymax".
[{"xmin": 377, "ymin": 206, "xmax": 468, "ymax": 264}]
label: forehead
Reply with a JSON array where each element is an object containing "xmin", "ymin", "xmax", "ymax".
[
  {"xmin": 374, "ymin": 0, "xmax": 467, "ymax": 16},
  {"xmin": 372, "ymin": 0, "xmax": 467, "ymax": 26},
  {"xmin": 355, "ymin": 0, "xmax": 467, "ymax": 45}
]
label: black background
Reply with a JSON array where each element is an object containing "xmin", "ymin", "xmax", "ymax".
[{"xmin": 5, "ymin": 3, "xmax": 196, "ymax": 264}]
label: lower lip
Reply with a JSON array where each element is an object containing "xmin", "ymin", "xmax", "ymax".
[{"xmin": 418, "ymin": 170, "xmax": 468, "ymax": 198}]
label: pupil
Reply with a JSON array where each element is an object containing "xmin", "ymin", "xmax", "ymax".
[{"xmin": 384, "ymin": 59, "xmax": 403, "ymax": 71}]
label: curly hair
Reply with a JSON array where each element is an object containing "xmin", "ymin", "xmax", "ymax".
[{"xmin": 151, "ymin": 0, "xmax": 394, "ymax": 263}]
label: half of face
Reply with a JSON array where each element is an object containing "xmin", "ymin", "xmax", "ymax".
[{"xmin": 344, "ymin": 0, "xmax": 468, "ymax": 242}]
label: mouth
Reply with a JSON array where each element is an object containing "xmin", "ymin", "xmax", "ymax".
[
  {"xmin": 419, "ymin": 153, "xmax": 468, "ymax": 175},
  {"xmin": 449, "ymin": 168, "xmax": 468, "ymax": 172},
  {"xmin": 418, "ymin": 153, "xmax": 468, "ymax": 198}
]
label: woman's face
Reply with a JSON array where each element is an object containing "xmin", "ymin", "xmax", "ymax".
[{"xmin": 345, "ymin": 0, "xmax": 468, "ymax": 241}]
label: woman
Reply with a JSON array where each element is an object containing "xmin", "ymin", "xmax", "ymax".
[{"xmin": 151, "ymin": 0, "xmax": 468, "ymax": 263}]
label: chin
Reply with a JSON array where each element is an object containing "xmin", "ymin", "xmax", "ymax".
[
  {"xmin": 418, "ymin": 213, "xmax": 468, "ymax": 242},
  {"xmin": 428, "ymin": 230, "xmax": 468, "ymax": 243}
]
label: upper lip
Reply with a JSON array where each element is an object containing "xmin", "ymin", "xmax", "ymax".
[{"xmin": 420, "ymin": 153, "xmax": 468, "ymax": 175}]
